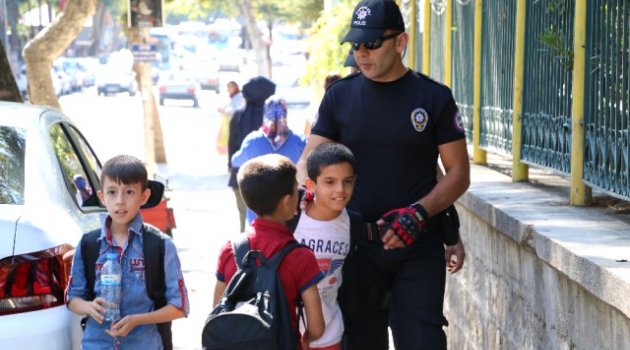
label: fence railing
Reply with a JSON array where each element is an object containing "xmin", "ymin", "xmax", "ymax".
[{"xmin": 405, "ymin": 0, "xmax": 630, "ymax": 205}]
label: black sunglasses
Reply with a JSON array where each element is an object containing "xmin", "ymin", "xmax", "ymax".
[{"xmin": 351, "ymin": 32, "xmax": 401, "ymax": 51}]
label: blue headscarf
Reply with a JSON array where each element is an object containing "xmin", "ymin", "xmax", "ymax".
[{"xmin": 261, "ymin": 96, "xmax": 290, "ymax": 150}]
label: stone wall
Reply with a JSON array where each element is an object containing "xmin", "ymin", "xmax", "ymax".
[{"xmin": 443, "ymin": 165, "xmax": 630, "ymax": 350}]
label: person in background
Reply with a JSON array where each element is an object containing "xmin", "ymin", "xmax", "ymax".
[
  {"xmin": 227, "ymin": 76, "xmax": 275, "ymax": 232},
  {"xmin": 216, "ymin": 81, "xmax": 245, "ymax": 155},
  {"xmin": 73, "ymin": 174, "xmax": 92, "ymax": 205},
  {"xmin": 303, "ymin": 73, "xmax": 343, "ymax": 137},
  {"xmin": 231, "ymin": 96, "xmax": 306, "ymax": 226},
  {"xmin": 343, "ymin": 48, "xmax": 360, "ymax": 74}
]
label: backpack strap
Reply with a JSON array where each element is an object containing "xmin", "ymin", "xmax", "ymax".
[
  {"xmin": 347, "ymin": 209, "xmax": 364, "ymax": 250},
  {"xmin": 80, "ymin": 229, "xmax": 101, "ymax": 301},
  {"xmin": 267, "ymin": 242, "xmax": 301, "ymax": 270},
  {"xmin": 142, "ymin": 224, "xmax": 172, "ymax": 350},
  {"xmin": 231, "ymin": 236, "xmax": 300, "ymax": 271},
  {"xmin": 142, "ymin": 224, "xmax": 166, "ymax": 306},
  {"xmin": 284, "ymin": 187, "xmax": 305, "ymax": 233},
  {"xmin": 231, "ymin": 236, "xmax": 252, "ymax": 270}
]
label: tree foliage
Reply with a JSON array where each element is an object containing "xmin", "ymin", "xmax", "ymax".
[
  {"xmin": 164, "ymin": 0, "xmax": 232, "ymax": 22},
  {"xmin": 301, "ymin": 0, "xmax": 354, "ymax": 87},
  {"xmin": 256, "ymin": 0, "xmax": 323, "ymax": 29}
]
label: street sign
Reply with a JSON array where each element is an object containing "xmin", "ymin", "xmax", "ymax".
[
  {"xmin": 131, "ymin": 44, "xmax": 158, "ymax": 62},
  {"xmin": 128, "ymin": 0, "xmax": 163, "ymax": 28}
]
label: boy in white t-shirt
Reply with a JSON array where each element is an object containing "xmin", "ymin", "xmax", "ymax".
[{"xmin": 293, "ymin": 142, "xmax": 357, "ymax": 350}]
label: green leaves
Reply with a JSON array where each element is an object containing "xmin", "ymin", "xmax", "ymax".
[{"xmin": 302, "ymin": 0, "xmax": 354, "ymax": 87}]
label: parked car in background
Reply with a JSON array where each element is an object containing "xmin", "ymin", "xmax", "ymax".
[
  {"xmin": 158, "ymin": 70, "xmax": 201, "ymax": 107},
  {"xmin": 76, "ymin": 57, "xmax": 99, "ymax": 88},
  {"xmin": 96, "ymin": 65, "xmax": 137, "ymax": 96},
  {"xmin": 0, "ymin": 101, "xmax": 166, "ymax": 349},
  {"xmin": 190, "ymin": 61, "xmax": 220, "ymax": 93},
  {"xmin": 53, "ymin": 62, "xmax": 78, "ymax": 94},
  {"xmin": 216, "ymin": 48, "xmax": 243, "ymax": 72},
  {"xmin": 56, "ymin": 58, "xmax": 83, "ymax": 92}
]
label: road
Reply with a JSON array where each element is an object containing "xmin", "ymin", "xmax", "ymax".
[{"xmin": 59, "ymin": 77, "xmax": 310, "ymax": 349}]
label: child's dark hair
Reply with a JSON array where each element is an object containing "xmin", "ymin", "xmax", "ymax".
[
  {"xmin": 307, "ymin": 143, "xmax": 356, "ymax": 181},
  {"xmin": 100, "ymin": 155, "xmax": 148, "ymax": 190},
  {"xmin": 237, "ymin": 154, "xmax": 297, "ymax": 216}
]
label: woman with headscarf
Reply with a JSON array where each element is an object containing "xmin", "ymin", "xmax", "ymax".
[
  {"xmin": 231, "ymin": 95, "xmax": 306, "ymax": 225},
  {"xmin": 227, "ymin": 76, "xmax": 275, "ymax": 232}
]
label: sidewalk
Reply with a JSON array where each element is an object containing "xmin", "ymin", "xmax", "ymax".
[{"xmin": 164, "ymin": 168, "xmax": 239, "ymax": 350}]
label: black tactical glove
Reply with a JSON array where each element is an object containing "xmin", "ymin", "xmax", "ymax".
[{"xmin": 380, "ymin": 203, "xmax": 428, "ymax": 245}]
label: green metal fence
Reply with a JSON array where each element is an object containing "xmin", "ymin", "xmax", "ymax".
[
  {"xmin": 521, "ymin": 0, "xmax": 575, "ymax": 174},
  {"xmin": 409, "ymin": 0, "xmax": 630, "ymax": 202},
  {"xmin": 429, "ymin": 0, "xmax": 446, "ymax": 82},
  {"xmin": 452, "ymin": 0, "xmax": 474, "ymax": 143},
  {"xmin": 583, "ymin": 0, "xmax": 630, "ymax": 198},
  {"xmin": 400, "ymin": 0, "xmax": 416, "ymax": 68},
  {"xmin": 414, "ymin": 0, "xmax": 424, "ymax": 71},
  {"xmin": 480, "ymin": 0, "xmax": 516, "ymax": 154}
]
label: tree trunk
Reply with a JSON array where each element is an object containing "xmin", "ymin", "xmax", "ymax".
[
  {"xmin": 236, "ymin": 0, "xmax": 270, "ymax": 78},
  {"xmin": 129, "ymin": 28, "xmax": 167, "ymax": 172},
  {"xmin": 88, "ymin": 2, "xmax": 106, "ymax": 56},
  {"xmin": 23, "ymin": 0, "xmax": 97, "ymax": 110},
  {"xmin": 266, "ymin": 22, "xmax": 273, "ymax": 78},
  {"xmin": 0, "ymin": 41, "xmax": 23, "ymax": 102}
]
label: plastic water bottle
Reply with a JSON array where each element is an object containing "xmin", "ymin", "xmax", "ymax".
[{"xmin": 100, "ymin": 253, "xmax": 122, "ymax": 321}]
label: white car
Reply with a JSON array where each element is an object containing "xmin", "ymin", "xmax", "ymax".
[
  {"xmin": 96, "ymin": 66, "xmax": 137, "ymax": 96},
  {"xmin": 0, "ymin": 102, "xmax": 103, "ymax": 349},
  {"xmin": 158, "ymin": 70, "xmax": 201, "ymax": 107},
  {"xmin": 0, "ymin": 102, "xmax": 162, "ymax": 348}
]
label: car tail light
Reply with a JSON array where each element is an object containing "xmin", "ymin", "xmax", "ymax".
[
  {"xmin": 0, "ymin": 244, "xmax": 74, "ymax": 315},
  {"xmin": 159, "ymin": 86, "xmax": 166, "ymax": 93},
  {"xmin": 187, "ymin": 86, "xmax": 196, "ymax": 94}
]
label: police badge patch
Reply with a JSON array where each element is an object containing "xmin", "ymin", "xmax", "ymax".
[
  {"xmin": 454, "ymin": 111, "xmax": 465, "ymax": 132},
  {"xmin": 411, "ymin": 108, "xmax": 429, "ymax": 132}
]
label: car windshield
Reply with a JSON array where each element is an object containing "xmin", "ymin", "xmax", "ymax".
[{"xmin": 0, "ymin": 126, "xmax": 26, "ymax": 204}]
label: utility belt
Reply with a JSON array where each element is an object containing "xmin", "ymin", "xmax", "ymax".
[{"xmin": 361, "ymin": 205, "xmax": 460, "ymax": 246}]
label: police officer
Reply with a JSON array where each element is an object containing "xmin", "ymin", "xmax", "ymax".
[{"xmin": 296, "ymin": 0, "xmax": 469, "ymax": 348}]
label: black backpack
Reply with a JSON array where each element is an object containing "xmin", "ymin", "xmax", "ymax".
[
  {"xmin": 202, "ymin": 237, "xmax": 301, "ymax": 350},
  {"xmin": 80, "ymin": 224, "xmax": 173, "ymax": 350}
]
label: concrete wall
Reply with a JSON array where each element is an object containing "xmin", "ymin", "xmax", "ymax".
[{"xmin": 444, "ymin": 164, "xmax": 630, "ymax": 350}]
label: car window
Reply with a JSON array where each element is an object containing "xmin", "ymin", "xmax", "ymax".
[
  {"xmin": 49, "ymin": 124, "xmax": 95, "ymax": 208},
  {"xmin": 0, "ymin": 126, "xmax": 26, "ymax": 204},
  {"xmin": 67, "ymin": 125, "xmax": 101, "ymax": 187}
]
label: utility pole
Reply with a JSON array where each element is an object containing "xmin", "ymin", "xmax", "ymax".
[{"xmin": 127, "ymin": 0, "xmax": 166, "ymax": 177}]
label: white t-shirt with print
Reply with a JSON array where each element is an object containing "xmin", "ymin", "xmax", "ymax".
[{"xmin": 293, "ymin": 209, "xmax": 351, "ymax": 347}]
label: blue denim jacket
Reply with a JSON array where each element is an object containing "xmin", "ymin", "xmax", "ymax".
[{"xmin": 66, "ymin": 214, "xmax": 189, "ymax": 350}]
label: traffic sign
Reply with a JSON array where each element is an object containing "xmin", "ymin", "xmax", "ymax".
[{"xmin": 131, "ymin": 44, "xmax": 158, "ymax": 62}]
